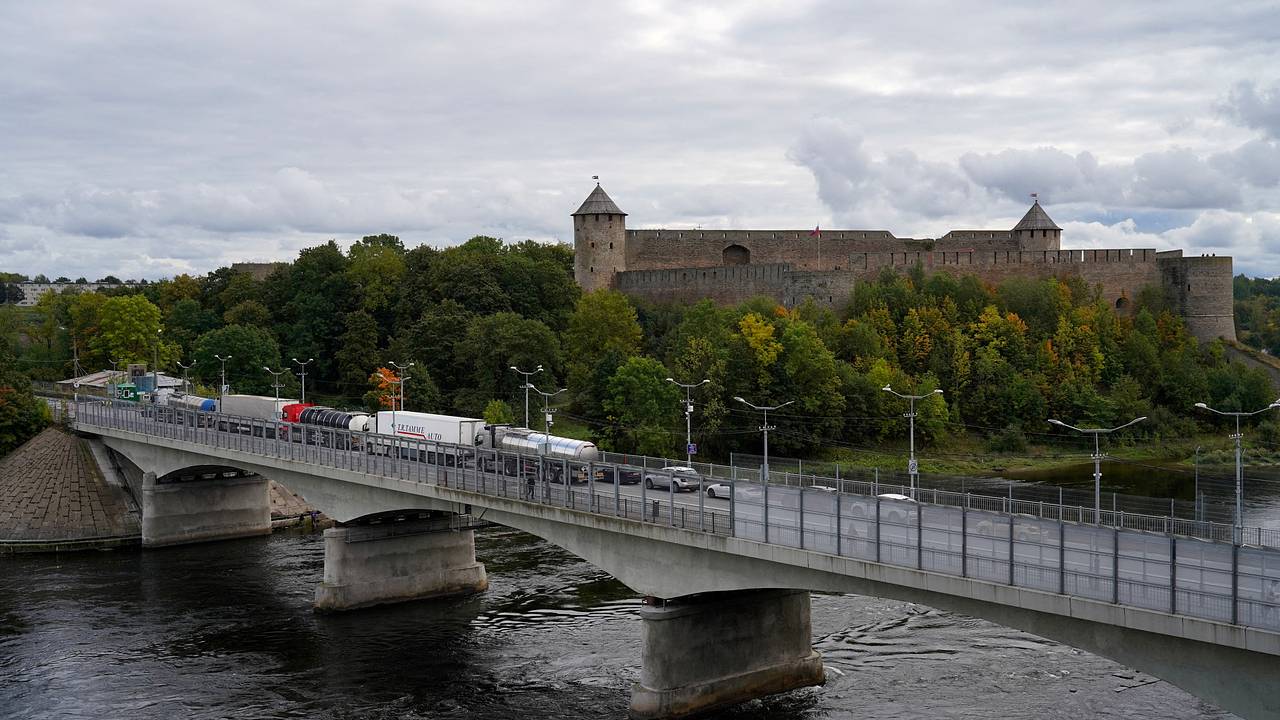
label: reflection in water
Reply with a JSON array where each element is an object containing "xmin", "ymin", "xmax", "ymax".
[{"xmin": 0, "ymin": 526, "xmax": 1237, "ymax": 719}]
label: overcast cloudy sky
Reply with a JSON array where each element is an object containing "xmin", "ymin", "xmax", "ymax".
[{"xmin": 3, "ymin": 1, "xmax": 1280, "ymax": 280}]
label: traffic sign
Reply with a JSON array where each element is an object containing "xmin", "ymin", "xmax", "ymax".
[
  {"xmin": 687, "ymin": 443, "xmax": 698, "ymax": 455},
  {"xmin": 907, "ymin": 458, "xmax": 918, "ymax": 474}
]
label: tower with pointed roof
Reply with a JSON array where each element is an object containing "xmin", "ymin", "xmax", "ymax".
[
  {"xmin": 1012, "ymin": 197, "xmax": 1062, "ymax": 251},
  {"xmin": 572, "ymin": 183, "xmax": 628, "ymax": 292}
]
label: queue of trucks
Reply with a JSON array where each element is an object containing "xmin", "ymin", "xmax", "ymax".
[{"xmin": 144, "ymin": 391, "xmax": 600, "ymax": 483}]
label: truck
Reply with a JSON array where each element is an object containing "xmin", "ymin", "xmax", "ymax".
[
  {"xmin": 476, "ymin": 426, "xmax": 600, "ymax": 484},
  {"xmin": 219, "ymin": 394, "xmax": 297, "ymax": 435},
  {"xmin": 372, "ymin": 411, "xmax": 485, "ymax": 465}
]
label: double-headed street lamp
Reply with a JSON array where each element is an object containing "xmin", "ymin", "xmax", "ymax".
[
  {"xmin": 388, "ymin": 360, "xmax": 414, "ymax": 432},
  {"xmin": 667, "ymin": 377, "xmax": 709, "ymax": 464},
  {"xmin": 213, "ymin": 354, "xmax": 233, "ymax": 402},
  {"xmin": 882, "ymin": 385, "xmax": 943, "ymax": 497},
  {"xmin": 1047, "ymin": 416, "xmax": 1146, "ymax": 523},
  {"xmin": 510, "ymin": 364, "xmax": 544, "ymax": 428},
  {"xmin": 263, "ymin": 366, "xmax": 288, "ymax": 419},
  {"xmin": 532, "ymin": 385, "xmax": 566, "ymax": 457},
  {"xmin": 292, "ymin": 357, "xmax": 314, "ymax": 404},
  {"xmin": 176, "ymin": 360, "xmax": 196, "ymax": 394},
  {"xmin": 733, "ymin": 397, "xmax": 793, "ymax": 483},
  {"xmin": 1194, "ymin": 401, "xmax": 1280, "ymax": 541}
]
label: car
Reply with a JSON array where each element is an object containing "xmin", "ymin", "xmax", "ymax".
[
  {"xmin": 877, "ymin": 493, "xmax": 916, "ymax": 502},
  {"xmin": 644, "ymin": 466, "xmax": 702, "ymax": 492},
  {"xmin": 594, "ymin": 466, "xmax": 643, "ymax": 485},
  {"xmin": 705, "ymin": 482, "xmax": 731, "ymax": 499}
]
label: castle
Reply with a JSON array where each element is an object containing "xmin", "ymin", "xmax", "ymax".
[{"xmin": 571, "ymin": 184, "xmax": 1236, "ymax": 343}]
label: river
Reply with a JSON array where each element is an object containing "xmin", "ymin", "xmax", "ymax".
[{"xmin": 0, "ymin": 526, "xmax": 1237, "ymax": 719}]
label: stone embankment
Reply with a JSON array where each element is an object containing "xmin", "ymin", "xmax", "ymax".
[{"xmin": 0, "ymin": 427, "xmax": 141, "ymax": 552}]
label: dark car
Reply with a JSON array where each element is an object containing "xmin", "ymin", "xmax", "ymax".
[{"xmin": 594, "ymin": 466, "xmax": 642, "ymax": 485}]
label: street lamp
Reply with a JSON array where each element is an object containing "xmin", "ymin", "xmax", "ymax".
[
  {"xmin": 1047, "ymin": 416, "xmax": 1146, "ymax": 523},
  {"xmin": 263, "ymin": 366, "xmax": 288, "ymax": 419},
  {"xmin": 292, "ymin": 357, "xmax": 314, "ymax": 404},
  {"xmin": 882, "ymin": 385, "xmax": 944, "ymax": 497},
  {"xmin": 108, "ymin": 358, "xmax": 119, "ymax": 399},
  {"xmin": 152, "ymin": 328, "xmax": 162, "ymax": 401},
  {"xmin": 388, "ymin": 360, "xmax": 414, "ymax": 432},
  {"xmin": 510, "ymin": 364, "xmax": 544, "ymax": 428},
  {"xmin": 176, "ymin": 360, "xmax": 196, "ymax": 395},
  {"xmin": 733, "ymin": 397, "xmax": 793, "ymax": 484},
  {"xmin": 667, "ymin": 377, "xmax": 709, "ymax": 464},
  {"xmin": 1193, "ymin": 401, "xmax": 1280, "ymax": 541},
  {"xmin": 531, "ymin": 385, "xmax": 566, "ymax": 456},
  {"xmin": 213, "ymin": 354, "xmax": 232, "ymax": 402}
]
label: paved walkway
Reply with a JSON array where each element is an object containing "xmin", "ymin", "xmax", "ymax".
[{"xmin": 0, "ymin": 427, "xmax": 140, "ymax": 546}]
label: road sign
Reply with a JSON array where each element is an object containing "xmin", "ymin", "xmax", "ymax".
[
  {"xmin": 687, "ymin": 443, "xmax": 698, "ymax": 456},
  {"xmin": 907, "ymin": 458, "xmax": 918, "ymax": 474}
]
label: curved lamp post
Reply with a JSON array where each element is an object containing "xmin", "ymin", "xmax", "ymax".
[
  {"xmin": 733, "ymin": 397, "xmax": 793, "ymax": 484},
  {"xmin": 1194, "ymin": 401, "xmax": 1280, "ymax": 541},
  {"xmin": 1047, "ymin": 416, "xmax": 1146, "ymax": 523},
  {"xmin": 667, "ymin": 377, "xmax": 709, "ymax": 464},
  {"xmin": 882, "ymin": 385, "xmax": 944, "ymax": 498},
  {"xmin": 510, "ymin": 364, "xmax": 544, "ymax": 428}
]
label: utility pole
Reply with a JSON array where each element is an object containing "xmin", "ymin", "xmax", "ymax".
[
  {"xmin": 108, "ymin": 358, "xmax": 119, "ymax": 399},
  {"xmin": 292, "ymin": 357, "xmax": 314, "ymax": 404},
  {"xmin": 58, "ymin": 326, "xmax": 82, "ymax": 379},
  {"xmin": 1194, "ymin": 445, "xmax": 1202, "ymax": 523},
  {"xmin": 1047, "ymin": 416, "xmax": 1147, "ymax": 523},
  {"xmin": 531, "ymin": 385, "xmax": 566, "ymax": 457},
  {"xmin": 510, "ymin": 364, "xmax": 543, "ymax": 428},
  {"xmin": 263, "ymin": 366, "xmax": 288, "ymax": 419},
  {"xmin": 214, "ymin": 354, "xmax": 232, "ymax": 403},
  {"xmin": 667, "ymin": 377, "xmax": 709, "ymax": 464},
  {"xmin": 388, "ymin": 361, "xmax": 414, "ymax": 433},
  {"xmin": 882, "ymin": 385, "xmax": 944, "ymax": 497},
  {"xmin": 152, "ymin": 329, "xmax": 161, "ymax": 402},
  {"xmin": 1194, "ymin": 401, "xmax": 1280, "ymax": 542},
  {"xmin": 176, "ymin": 360, "xmax": 196, "ymax": 395},
  {"xmin": 733, "ymin": 397, "xmax": 793, "ymax": 484}
]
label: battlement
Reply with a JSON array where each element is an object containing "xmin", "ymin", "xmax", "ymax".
[{"xmin": 853, "ymin": 247, "xmax": 1161, "ymax": 271}]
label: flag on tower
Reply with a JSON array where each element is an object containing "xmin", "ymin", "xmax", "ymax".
[
  {"xmin": 809, "ymin": 226, "xmax": 821, "ymax": 237},
  {"xmin": 1030, "ymin": 192, "xmax": 1038, "ymax": 201}
]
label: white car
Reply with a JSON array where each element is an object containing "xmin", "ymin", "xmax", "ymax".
[
  {"xmin": 877, "ymin": 493, "xmax": 915, "ymax": 502},
  {"xmin": 705, "ymin": 482, "xmax": 731, "ymax": 499}
]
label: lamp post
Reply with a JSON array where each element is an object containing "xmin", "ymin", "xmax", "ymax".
[
  {"xmin": 1047, "ymin": 416, "xmax": 1147, "ymax": 523},
  {"xmin": 292, "ymin": 357, "xmax": 314, "ymax": 404},
  {"xmin": 733, "ymin": 397, "xmax": 793, "ymax": 484},
  {"xmin": 510, "ymin": 364, "xmax": 544, "ymax": 428},
  {"xmin": 667, "ymin": 377, "xmax": 709, "ymax": 464},
  {"xmin": 388, "ymin": 361, "xmax": 414, "ymax": 432},
  {"xmin": 108, "ymin": 358, "xmax": 119, "ymax": 400},
  {"xmin": 1194, "ymin": 401, "xmax": 1280, "ymax": 541},
  {"xmin": 532, "ymin": 385, "xmax": 566, "ymax": 456},
  {"xmin": 58, "ymin": 326, "xmax": 82, "ymax": 379},
  {"xmin": 176, "ymin": 360, "xmax": 195, "ymax": 395},
  {"xmin": 214, "ymin": 354, "xmax": 232, "ymax": 403},
  {"xmin": 263, "ymin": 366, "xmax": 288, "ymax": 420},
  {"xmin": 882, "ymin": 385, "xmax": 944, "ymax": 497},
  {"xmin": 152, "ymin": 329, "xmax": 162, "ymax": 402},
  {"xmin": 1194, "ymin": 445, "xmax": 1202, "ymax": 523}
]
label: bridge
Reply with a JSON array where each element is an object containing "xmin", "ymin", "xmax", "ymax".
[{"xmin": 64, "ymin": 400, "xmax": 1280, "ymax": 719}]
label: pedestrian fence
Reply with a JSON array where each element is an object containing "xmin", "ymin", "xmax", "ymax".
[{"xmin": 65, "ymin": 398, "xmax": 1280, "ymax": 634}]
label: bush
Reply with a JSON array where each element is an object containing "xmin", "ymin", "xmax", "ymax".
[{"xmin": 985, "ymin": 425, "xmax": 1028, "ymax": 454}]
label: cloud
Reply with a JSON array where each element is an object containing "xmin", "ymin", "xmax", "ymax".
[{"xmin": 1223, "ymin": 80, "xmax": 1280, "ymax": 139}]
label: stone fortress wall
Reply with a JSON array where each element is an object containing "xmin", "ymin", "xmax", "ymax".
[{"xmin": 572, "ymin": 185, "xmax": 1236, "ymax": 343}]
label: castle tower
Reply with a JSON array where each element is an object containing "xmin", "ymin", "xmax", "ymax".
[
  {"xmin": 572, "ymin": 183, "xmax": 628, "ymax": 292},
  {"xmin": 1012, "ymin": 197, "xmax": 1062, "ymax": 251}
]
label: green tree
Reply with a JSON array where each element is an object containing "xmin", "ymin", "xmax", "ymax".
[
  {"xmin": 601, "ymin": 356, "xmax": 680, "ymax": 455},
  {"xmin": 192, "ymin": 325, "xmax": 284, "ymax": 396},
  {"xmin": 452, "ymin": 312, "xmax": 561, "ymax": 416},
  {"xmin": 336, "ymin": 311, "xmax": 380, "ymax": 391},
  {"xmin": 484, "ymin": 399, "xmax": 516, "ymax": 425},
  {"xmin": 564, "ymin": 289, "xmax": 642, "ymax": 410},
  {"xmin": 93, "ymin": 294, "xmax": 179, "ymax": 368},
  {"xmin": 0, "ymin": 342, "xmax": 49, "ymax": 456}
]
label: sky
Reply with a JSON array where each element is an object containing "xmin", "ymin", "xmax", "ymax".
[{"xmin": 2, "ymin": 1, "xmax": 1280, "ymax": 280}]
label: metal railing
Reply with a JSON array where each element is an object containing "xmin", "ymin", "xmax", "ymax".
[{"xmin": 67, "ymin": 399, "xmax": 1280, "ymax": 634}]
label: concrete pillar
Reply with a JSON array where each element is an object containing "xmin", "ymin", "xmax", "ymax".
[
  {"xmin": 141, "ymin": 470, "xmax": 272, "ymax": 547},
  {"xmin": 314, "ymin": 514, "xmax": 488, "ymax": 611},
  {"xmin": 629, "ymin": 589, "xmax": 824, "ymax": 719}
]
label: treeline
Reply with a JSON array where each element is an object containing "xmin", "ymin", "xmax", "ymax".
[
  {"xmin": 5, "ymin": 236, "xmax": 1276, "ymax": 461},
  {"xmin": 1235, "ymin": 275, "xmax": 1280, "ymax": 354}
]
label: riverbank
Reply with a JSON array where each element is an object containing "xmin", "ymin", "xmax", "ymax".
[{"xmin": 0, "ymin": 427, "xmax": 141, "ymax": 553}]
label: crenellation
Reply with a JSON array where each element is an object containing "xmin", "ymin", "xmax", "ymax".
[{"xmin": 574, "ymin": 185, "xmax": 1236, "ymax": 342}]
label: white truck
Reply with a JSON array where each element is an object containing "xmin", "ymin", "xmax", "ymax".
[
  {"xmin": 219, "ymin": 394, "xmax": 297, "ymax": 435},
  {"xmin": 372, "ymin": 411, "xmax": 485, "ymax": 465}
]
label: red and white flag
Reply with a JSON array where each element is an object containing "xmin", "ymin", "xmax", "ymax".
[{"xmin": 809, "ymin": 226, "xmax": 821, "ymax": 237}]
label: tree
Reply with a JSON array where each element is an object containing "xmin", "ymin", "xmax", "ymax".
[
  {"xmin": 222, "ymin": 300, "xmax": 271, "ymax": 328},
  {"xmin": 98, "ymin": 275, "xmax": 123, "ymax": 284},
  {"xmin": 0, "ymin": 343, "xmax": 49, "ymax": 456},
  {"xmin": 166, "ymin": 298, "xmax": 216, "ymax": 356},
  {"xmin": 347, "ymin": 234, "xmax": 406, "ymax": 322},
  {"xmin": 192, "ymin": 325, "xmax": 284, "ymax": 396},
  {"xmin": 1, "ymin": 283, "xmax": 24, "ymax": 305},
  {"xmin": 32, "ymin": 274, "xmax": 50, "ymax": 284},
  {"xmin": 53, "ymin": 276, "xmax": 70, "ymax": 284},
  {"xmin": 484, "ymin": 399, "xmax": 516, "ymax": 425},
  {"xmin": 336, "ymin": 311, "xmax": 380, "ymax": 390},
  {"xmin": 92, "ymin": 294, "xmax": 180, "ymax": 368},
  {"xmin": 564, "ymin": 289, "xmax": 642, "ymax": 410},
  {"xmin": 452, "ymin": 312, "xmax": 561, "ymax": 416},
  {"xmin": 601, "ymin": 356, "xmax": 680, "ymax": 455}
]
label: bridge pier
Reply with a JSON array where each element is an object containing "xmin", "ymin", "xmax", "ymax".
[
  {"xmin": 629, "ymin": 589, "xmax": 824, "ymax": 719},
  {"xmin": 141, "ymin": 470, "xmax": 272, "ymax": 547},
  {"xmin": 314, "ymin": 513, "xmax": 488, "ymax": 611}
]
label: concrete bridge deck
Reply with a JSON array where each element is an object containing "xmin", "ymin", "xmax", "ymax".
[{"xmin": 65, "ymin": 400, "xmax": 1280, "ymax": 719}]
